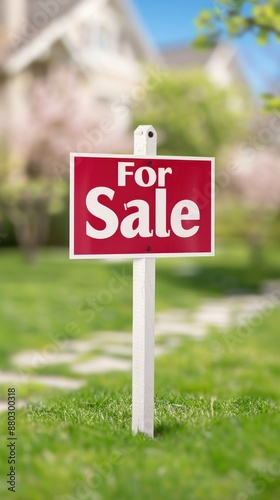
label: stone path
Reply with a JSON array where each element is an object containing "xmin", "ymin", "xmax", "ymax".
[{"xmin": 0, "ymin": 284, "xmax": 278, "ymax": 412}]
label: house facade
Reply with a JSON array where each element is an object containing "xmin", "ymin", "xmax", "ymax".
[{"xmin": 0, "ymin": 0, "xmax": 161, "ymax": 168}]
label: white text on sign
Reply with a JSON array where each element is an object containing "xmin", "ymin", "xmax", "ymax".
[{"xmin": 86, "ymin": 162, "xmax": 200, "ymax": 240}]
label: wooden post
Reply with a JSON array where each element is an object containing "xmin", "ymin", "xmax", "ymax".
[{"xmin": 132, "ymin": 125, "xmax": 157, "ymax": 438}]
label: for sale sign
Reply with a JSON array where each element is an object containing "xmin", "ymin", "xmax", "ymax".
[{"xmin": 70, "ymin": 154, "xmax": 214, "ymax": 258}]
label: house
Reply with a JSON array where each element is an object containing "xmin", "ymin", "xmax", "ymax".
[
  {"xmin": 0, "ymin": 0, "xmax": 161, "ymax": 165},
  {"xmin": 162, "ymin": 42, "xmax": 249, "ymax": 90},
  {"xmin": 0, "ymin": 0, "xmax": 164, "ymax": 249}
]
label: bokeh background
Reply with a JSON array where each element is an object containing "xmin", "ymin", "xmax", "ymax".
[{"xmin": 0, "ymin": 1, "xmax": 280, "ymax": 499}]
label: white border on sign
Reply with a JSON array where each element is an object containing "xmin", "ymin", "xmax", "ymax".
[{"xmin": 69, "ymin": 153, "xmax": 215, "ymax": 259}]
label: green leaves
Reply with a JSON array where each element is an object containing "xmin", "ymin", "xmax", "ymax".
[
  {"xmin": 197, "ymin": 9, "xmax": 212, "ymax": 23},
  {"xmin": 256, "ymin": 29, "xmax": 269, "ymax": 45},
  {"xmin": 133, "ymin": 69, "xmax": 247, "ymax": 158},
  {"xmin": 195, "ymin": 0, "xmax": 280, "ymax": 43},
  {"xmin": 193, "ymin": 34, "xmax": 217, "ymax": 49},
  {"xmin": 194, "ymin": 0, "xmax": 280, "ymax": 111},
  {"xmin": 225, "ymin": 15, "xmax": 248, "ymax": 36},
  {"xmin": 262, "ymin": 93, "xmax": 280, "ymax": 113},
  {"xmin": 252, "ymin": 2, "xmax": 280, "ymax": 42}
]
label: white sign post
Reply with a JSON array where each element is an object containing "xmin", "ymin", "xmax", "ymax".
[
  {"xmin": 132, "ymin": 125, "xmax": 157, "ymax": 438},
  {"xmin": 70, "ymin": 126, "xmax": 214, "ymax": 440}
]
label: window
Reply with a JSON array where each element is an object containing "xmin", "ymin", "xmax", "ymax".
[{"xmin": 97, "ymin": 26, "xmax": 111, "ymax": 52}]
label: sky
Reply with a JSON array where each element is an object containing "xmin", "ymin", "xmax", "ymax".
[{"xmin": 131, "ymin": 0, "xmax": 279, "ymax": 95}]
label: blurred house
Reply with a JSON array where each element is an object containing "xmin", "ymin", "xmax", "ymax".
[
  {"xmin": 0, "ymin": 0, "xmax": 160, "ymax": 158},
  {"xmin": 162, "ymin": 43, "xmax": 249, "ymax": 90}
]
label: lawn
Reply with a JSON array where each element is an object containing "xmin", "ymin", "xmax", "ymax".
[{"xmin": 0, "ymin": 243, "xmax": 280, "ymax": 499}]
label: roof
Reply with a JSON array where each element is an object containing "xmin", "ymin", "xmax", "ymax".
[
  {"xmin": 0, "ymin": 0, "xmax": 161, "ymax": 74},
  {"xmin": 162, "ymin": 42, "xmax": 249, "ymax": 89},
  {"xmin": 22, "ymin": 0, "xmax": 79, "ymax": 23},
  {"xmin": 162, "ymin": 44, "xmax": 214, "ymax": 68},
  {"xmin": 0, "ymin": 0, "xmax": 79, "ymax": 53}
]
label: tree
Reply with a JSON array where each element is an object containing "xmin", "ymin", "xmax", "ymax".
[
  {"xmin": 194, "ymin": 0, "xmax": 280, "ymax": 261},
  {"xmin": 0, "ymin": 65, "xmax": 99, "ymax": 263},
  {"xmin": 195, "ymin": 0, "xmax": 280, "ymax": 111},
  {"xmin": 133, "ymin": 69, "xmax": 248, "ymax": 158},
  {"xmin": 229, "ymin": 149, "xmax": 280, "ymax": 264}
]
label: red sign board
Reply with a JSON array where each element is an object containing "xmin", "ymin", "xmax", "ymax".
[{"xmin": 70, "ymin": 154, "xmax": 215, "ymax": 258}]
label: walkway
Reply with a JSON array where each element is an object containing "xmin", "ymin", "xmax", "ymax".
[{"xmin": 0, "ymin": 285, "xmax": 278, "ymax": 412}]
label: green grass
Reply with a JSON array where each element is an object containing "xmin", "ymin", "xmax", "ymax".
[
  {"xmin": 1, "ymin": 242, "xmax": 279, "ymax": 368},
  {"xmin": 0, "ymin": 244, "xmax": 280, "ymax": 499}
]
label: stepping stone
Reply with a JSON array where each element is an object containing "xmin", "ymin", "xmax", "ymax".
[
  {"xmin": 12, "ymin": 351, "xmax": 77, "ymax": 368},
  {"xmin": 103, "ymin": 345, "xmax": 132, "ymax": 356},
  {"xmin": 156, "ymin": 310, "xmax": 207, "ymax": 337},
  {"xmin": 72, "ymin": 356, "xmax": 131, "ymax": 374},
  {"xmin": 0, "ymin": 371, "xmax": 84, "ymax": 390},
  {"xmin": 92, "ymin": 331, "xmax": 132, "ymax": 344}
]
